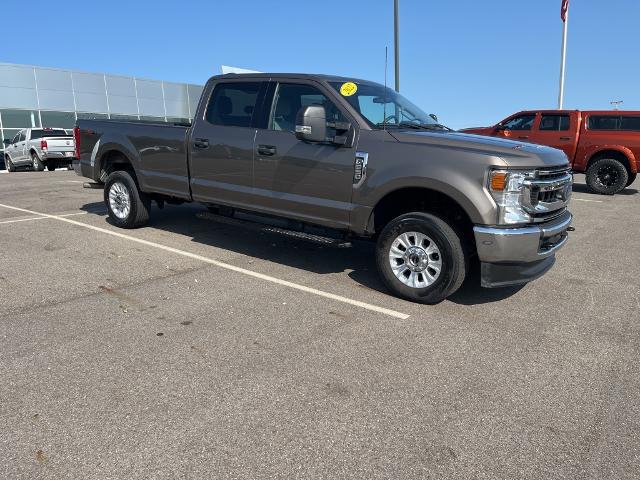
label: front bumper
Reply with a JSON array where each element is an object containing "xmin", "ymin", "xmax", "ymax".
[{"xmin": 473, "ymin": 211, "xmax": 572, "ymax": 287}]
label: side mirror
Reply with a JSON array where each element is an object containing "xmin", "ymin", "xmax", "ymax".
[
  {"xmin": 2, "ymin": 139, "xmax": 11, "ymax": 146},
  {"xmin": 429, "ymin": 113, "xmax": 438, "ymax": 123},
  {"xmin": 295, "ymin": 105, "xmax": 328, "ymax": 143}
]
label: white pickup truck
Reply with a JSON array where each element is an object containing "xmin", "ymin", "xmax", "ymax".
[{"xmin": 3, "ymin": 128, "xmax": 76, "ymax": 171}]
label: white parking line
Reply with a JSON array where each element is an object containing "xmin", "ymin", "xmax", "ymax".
[
  {"xmin": 0, "ymin": 203, "xmax": 410, "ymax": 320},
  {"xmin": 0, "ymin": 211, "xmax": 87, "ymax": 225}
]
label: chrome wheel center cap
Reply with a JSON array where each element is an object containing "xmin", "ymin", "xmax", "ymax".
[{"xmin": 405, "ymin": 246, "xmax": 428, "ymax": 271}]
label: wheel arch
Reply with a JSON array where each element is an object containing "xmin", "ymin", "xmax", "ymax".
[{"xmin": 586, "ymin": 147, "xmax": 637, "ymax": 174}]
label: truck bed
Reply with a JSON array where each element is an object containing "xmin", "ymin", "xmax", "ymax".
[{"xmin": 74, "ymin": 119, "xmax": 192, "ymax": 200}]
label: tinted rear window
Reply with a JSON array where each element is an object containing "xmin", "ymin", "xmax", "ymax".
[
  {"xmin": 620, "ymin": 116, "xmax": 640, "ymax": 131},
  {"xmin": 205, "ymin": 82, "xmax": 262, "ymax": 128},
  {"xmin": 30, "ymin": 129, "xmax": 70, "ymax": 139},
  {"xmin": 588, "ymin": 116, "xmax": 619, "ymax": 130}
]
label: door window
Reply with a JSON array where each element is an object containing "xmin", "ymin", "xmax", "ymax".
[
  {"xmin": 205, "ymin": 82, "xmax": 262, "ymax": 128},
  {"xmin": 501, "ymin": 114, "xmax": 536, "ymax": 131},
  {"xmin": 269, "ymin": 83, "xmax": 344, "ymax": 133},
  {"xmin": 12, "ymin": 132, "xmax": 20, "ymax": 144},
  {"xmin": 539, "ymin": 114, "xmax": 570, "ymax": 131},
  {"xmin": 19, "ymin": 131, "xmax": 26, "ymax": 142}
]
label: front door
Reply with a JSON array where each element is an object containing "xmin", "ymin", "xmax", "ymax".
[
  {"xmin": 15, "ymin": 130, "xmax": 27, "ymax": 164},
  {"xmin": 252, "ymin": 81, "xmax": 357, "ymax": 229},
  {"xmin": 495, "ymin": 113, "xmax": 538, "ymax": 142},
  {"xmin": 189, "ymin": 80, "xmax": 267, "ymax": 206}
]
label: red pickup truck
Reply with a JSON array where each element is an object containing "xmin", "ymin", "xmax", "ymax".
[{"xmin": 462, "ymin": 111, "xmax": 640, "ymax": 194}]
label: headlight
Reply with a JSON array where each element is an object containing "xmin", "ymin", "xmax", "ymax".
[{"xmin": 488, "ymin": 169, "xmax": 535, "ymax": 225}]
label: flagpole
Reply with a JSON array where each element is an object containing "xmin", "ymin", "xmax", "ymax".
[
  {"xmin": 558, "ymin": 9, "xmax": 569, "ymax": 109},
  {"xmin": 394, "ymin": 0, "xmax": 400, "ymax": 92}
]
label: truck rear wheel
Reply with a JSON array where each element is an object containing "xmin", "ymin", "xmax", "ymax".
[
  {"xmin": 104, "ymin": 170, "xmax": 151, "ymax": 228},
  {"xmin": 375, "ymin": 212, "xmax": 467, "ymax": 304},
  {"xmin": 31, "ymin": 153, "xmax": 44, "ymax": 171},
  {"xmin": 586, "ymin": 158, "xmax": 628, "ymax": 195}
]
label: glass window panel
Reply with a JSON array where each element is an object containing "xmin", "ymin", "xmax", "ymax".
[
  {"xmin": 1, "ymin": 109, "xmax": 41, "ymax": 128},
  {"xmin": 2, "ymin": 129, "xmax": 20, "ymax": 143},
  {"xmin": 205, "ymin": 82, "xmax": 260, "ymax": 128},
  {"xmin": 0, "ymin": 86, "xmax": 38, "ymax": 109},
  {"xmin": 620, "ymin": 116, "xmax": 640, "ymax": 131},
  {"xmin": 37, "ymin": 89, "xmax": 75, "ymax": 111},
  {"xmin": 188, "ymin": 85, "xmax": 203, "ymax": 117},
  {"xmin": 40, "ymin": 111, "xmax": 76, "ymax": 129},
  {"xmin": 501, "ymin": 114, "xmax": 536, "ymax": 131},
  {"xmin": 136, "ymin": 79, "xmax": 163, "ymax": 99},
  {"xmin": 138, "ymin": 97, "xmax": 165, "ymax": 117},
  {"xmin": 105, "ymin": 76, "xmax": 136, "ymax": 97},
  {"xmin": 108, "ymin": 95, "xmax": 138, "ymax": 115},
  {"xmin": 163, "ymin": 82, "xmax": 188, "ymax": 101},
  {"xmin": 165, "ymin": 99, "xmax": 189, "ymax": 118},
  {"xmin": 72, "ymin": 72, "xmax": 106, "ymax": 94},
  {"xmin": 75, "ymin": 92, "xmax": 108, "ymax": 113},
  {"xmin": 0, "ymin": 65, "xmax": 36, "ymax": 89},
  {"xmin": 34, "ymin": 68, "xmax": 73, "ymax": 92},
  {"xmin": 167, "ymin": 117, "xmax": 191, "ymax": 125},
  {"xmin": 539, "ymin": 115, "xmax": 570, "ymax": 131},
  {"xmin": 588, "ymin": 116, "xmax": 619, "ymax": 130}
]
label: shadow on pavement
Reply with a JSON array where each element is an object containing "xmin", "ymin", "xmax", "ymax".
[
  {"xmin": 571, "ymin": 182, "xmax": 638, "ymax": 196},
  {"xmin": 81, "ymin": 201, "xmax": 523, "ymax": 306}
]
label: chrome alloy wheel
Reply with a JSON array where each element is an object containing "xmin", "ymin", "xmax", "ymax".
[
  {"xmin": 388, "ymin": 231, "xmax": 442, "ymax": 288},
  {"xmin": 108, "ymin": 181, "xmax": 131, "ymax": 219}
]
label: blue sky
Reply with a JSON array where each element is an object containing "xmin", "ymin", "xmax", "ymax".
[{"xmin": 3, "ymin": 0, "xmax": 639, "ymax": 129}]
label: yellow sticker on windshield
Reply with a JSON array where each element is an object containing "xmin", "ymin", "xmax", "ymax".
[{"xmin": 340, "ymin": 82, "xmax": 358, "ymax": 97}]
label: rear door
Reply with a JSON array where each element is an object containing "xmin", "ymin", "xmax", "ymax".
[
  {"xmin": 531, "ymin": 113, "xmax": 577, "ymax": 158},
  {"xmin": 189, "ymin": 80, "xmax": 268, "ymax": 206},
  {"xmin": 252, "ymin": 80, "xmax": 357, "ymax": 229}
]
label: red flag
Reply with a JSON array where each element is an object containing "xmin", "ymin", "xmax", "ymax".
[{"xmin": 561, "ymin": 0, "xmax": 570, "ymax": 22}]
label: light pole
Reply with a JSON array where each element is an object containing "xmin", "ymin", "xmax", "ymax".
[{"xmin": 394, "ymin": 0, "xmax": 400, "ymax": 92}]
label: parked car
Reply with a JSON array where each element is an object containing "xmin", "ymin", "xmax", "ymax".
[
  {"xmin": 461, "ymin": 110, "xmax": 640, "ymax": 194},
  {"xmin": 73, "ymin": 73, "xmax": 573, "ymax": 303},
  {"xmin": 3, "ymin": 128, "xmax": 75, "ymax": 172}
]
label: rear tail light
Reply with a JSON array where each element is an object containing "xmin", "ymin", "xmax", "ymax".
[
  {"xmin": 40, "ymin": 140, "xmax": 48, "ymax": 150},
  {"xmin": 73, "ymin": 127, "xmax": 80, "ymax": 159}
]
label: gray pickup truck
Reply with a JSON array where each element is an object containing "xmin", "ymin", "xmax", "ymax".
[{"xmin": 73, "ymin": 73, "xmax": 573, "ymax": 303}]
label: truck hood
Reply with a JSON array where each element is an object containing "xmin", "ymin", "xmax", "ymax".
[{"xmin": 388, "ymin": 129, "xmax": 569, "ymax": 169}]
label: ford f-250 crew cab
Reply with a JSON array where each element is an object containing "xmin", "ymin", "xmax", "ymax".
[
  {"xmin": 73, "ymin": 73, "xmax": 573, "ymax": 304},
  {"xmin": 3, "ymin": 128, "xmax": 75, "ymax": 171},
  {"xmin": 461, "ymin": 110, "xmax": 640, "ymax": 195}
]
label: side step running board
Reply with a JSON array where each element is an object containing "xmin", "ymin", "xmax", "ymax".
[{"xmin": 197, "ymin": 211, "xmax": 352, "ymax": 248}]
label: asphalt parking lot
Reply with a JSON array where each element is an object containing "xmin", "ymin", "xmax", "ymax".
[{"xmin": 0, "ymin": 169, "xmax": 638, "ymax": 479}]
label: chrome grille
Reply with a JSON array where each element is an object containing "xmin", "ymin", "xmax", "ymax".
[{"xmin": 523, "ymin": 167, "xmax": 572, "ymax": 223}]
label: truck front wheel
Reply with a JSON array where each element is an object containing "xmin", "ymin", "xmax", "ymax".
[
  {"xmin": 104, "ymin": 170, "xmax": 151, "ymax": 228},
  {"xmin": 586, "ymin": 158, "xmax": 628, "ymax": 195},
  {"xmin": 376, "ymin": 212, "xmax": 467, "ymax": 304}
]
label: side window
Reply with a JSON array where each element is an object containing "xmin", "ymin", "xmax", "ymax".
[
  {"xmin": 19, "ymin": 131, "xmax": 26, "ymax": 142},
  {"xmin": 588, "ymin": 116, "xmax": 619, "ymax": 130},
  {"xmin": 620, "ymin": 116, "xmax": 640, "ymax": 131},
  {"xmin": 502, "ymin": 114, "xmax": 536, "ymax": 131},
  {"xmin": 270, "ymin": 83, "xmax": 344, "ymax": 133},
  {"xmin": 205, "ymin": 82, "xmax": 261, "ymax": 128},
  {"xmin": 539, "ymin": 115, "xmax": 570, "ymax": 131},
  {"xmin": 12, "ymin": 133, "xmax": 20, "ymax": 144}
]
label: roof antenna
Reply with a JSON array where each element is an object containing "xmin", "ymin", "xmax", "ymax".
[{"xmin": 383, "ymin": 46, "xmax": 388, "ymax": 131}]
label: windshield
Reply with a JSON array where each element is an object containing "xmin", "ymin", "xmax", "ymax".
[{"xmin": 329, "ymin": 81, "xmax": 442, "ymax": 129}]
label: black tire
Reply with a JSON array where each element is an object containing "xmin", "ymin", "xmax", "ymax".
[
  {"xmin": 375, "ymin": 212, "xmax": 467, "ymax": 304},
  {"xmin": 5, "ymin": 156, "xmax": 15, "ymax": 172},
  {"xmin": 46, "ymin": 164, "xmax": 56, "ymax": 171},
  {"xmin": 104, "ymin": 170, "xmax": 151, "ymax": 228},
  {"xmin": 586, "ymin": 158, "xmax": 628, "ymax": 195},
  {"xmin": 626, "ymin": 172, "xmax": 637, "ymax": 187},
  {"xmin": 31, "ymin": 153, "xmax": 44, "ymax": 171}
]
